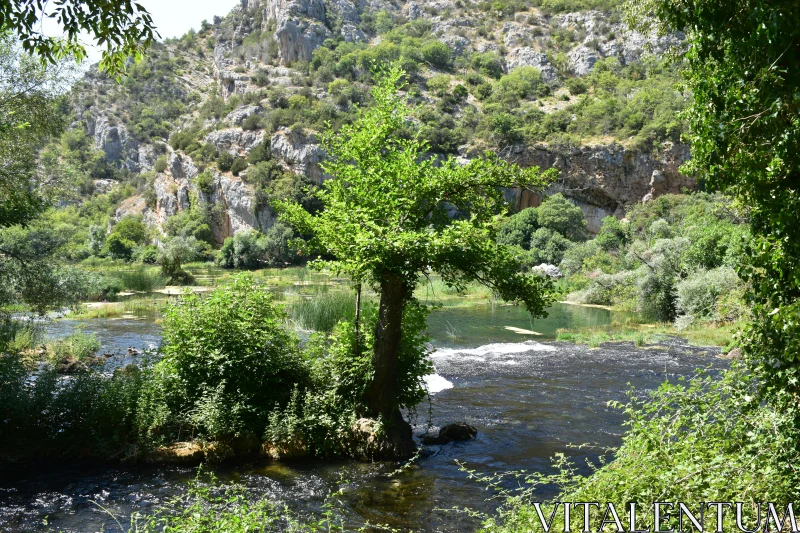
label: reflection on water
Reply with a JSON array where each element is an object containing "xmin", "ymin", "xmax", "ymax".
[{"xmin": 0, "ymin": 305, "xmax": 724, "ymax": 532}]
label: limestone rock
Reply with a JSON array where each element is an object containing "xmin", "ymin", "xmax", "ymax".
[
  {"xmin": 506, "ymin": 47, "xmax": 559, "ymax": 83},
  {"xmin": 270, "ymin": 127, "xmax": 326, "ymax": 184},
  {"xmin": 350, "ymin": 417, "xmax": 416, "ymax": 460},
  {"xmin": 145, "ymin": 442, "xmax": 205, "ymax": 464},
  {"xmin": 205, "ymin": 128, "xmax": 266, "ymax": 156},
  {"xmin": 264, "ymin": 0, "xmax": 330, "ymax": 64},
  {"xmin": 568, "ymin": 45, "xmax": 601, "ymax": 76},
  {"xmin": 532, "ymin": 263, "xmax": 563, "ymax": 278},
  {"xmin": 225, "ymin": 105, "xmax": 263, "ymax": 127},
  {"xmin": 505, "ymin": 142, "xmax": 693, "ymax": 233},
  {"xmin": 260, "ymin": 438, "xmax": 309, "ymax": 460}
]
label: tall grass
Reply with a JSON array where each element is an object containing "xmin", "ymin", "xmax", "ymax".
[
  {"xmin": 49, "ymin": 331, "xmax": 101, "ymax": 360},
  {"xmin": 288, "ymin": 290, "xmax": 376, "ymax": 332},
  {"xmin": 0, "ymin": 318, "xmax": 43, "ymax": 352},
  {"xmin": 111, "ymin": 267, "xmax": 168, "ymax": 292}
]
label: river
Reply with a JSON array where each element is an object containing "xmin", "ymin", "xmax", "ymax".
[{"xmin": 0, "ymin": 303, "xmax": 725, "ymax": 532}]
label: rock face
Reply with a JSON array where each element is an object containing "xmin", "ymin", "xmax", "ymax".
[
  {"xmin": 264, "ymin": 0, "xmax": 331, "ymax": 64},
  {"xmin": 503, "ymin": 142, "xmax": 693, "ymax": 233},
  {"xmin": 86, "ymin": 114, "xmax": 140, "ymax": 171},
  {"xmin": 114, "ymin": 149, "xmax": 274, "ymax": 243},
  {"xmin": 270, "ymin": 128, "xmax": 327, "ymax": 184},
  {"xmin": 206, "ymin": 128, "xmax": 266, "ymax": 155}
]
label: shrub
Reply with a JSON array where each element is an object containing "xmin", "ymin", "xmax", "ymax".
[
  {"xmin": 150, "ymin": 274, "xmax": 308, "ymax": 439},
  {"xmin": 217, "ymin": 152, "xmax": 234, "ymax": 172},
  {"xmin": 196, "ymin": 169, "xmax": 215, "ymax": 193},
  {"xmin": 566, "ymin": 77, "xmax": 589, "ymax": 95},
  {"xmin": 421, "ymin": 40, "xmax": 453, "ymax": 69},
  {"xmin": 537, "ymin": 194, "xmax": 588, "ymax": 241},
  {"xmin": 471, "ymin": 52, "xmax": 504, "ymax": 78},
  {"xmin": 154, "ymin": 155, "xmax": 168, "ymax": 173},
  {"xmin": 105, "ymin": 233, "xmax": 136, "ymax": 260},
  {"xmin": 217, "ymin": 230, "xmax": 266, "ymax": 269},
  {"xmin": 529, "ymin": 227, "xmax": 572, "ymax": 265},
  {"xmin": 497, "ymin": 208, "xmax": 538, "ymax": 249},
  {"xmin": 595, "ymin": 216, "xmax": 628, "ymax": 251},
  {"xmin": 133, "ymin": 244, "xmax": 159, "ymax": 264},
  {"xmin": 230, "ymin": 157, "xmax": 249, "ymax": 176},
  {"xmin": 675, "ymin": 267, "xmax": 742, "ymax": 321},
  {"xmin": 248, "ymin": 141, "xmax": 272, "ymax": 164}
]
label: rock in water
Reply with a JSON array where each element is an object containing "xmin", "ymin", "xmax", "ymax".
[{"xmin": 422, "ymin": 422, "xmax": 478, "ymax": 445}]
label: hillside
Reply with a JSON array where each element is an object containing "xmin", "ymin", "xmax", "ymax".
[{"xmin": 56, "ymin": 0, "xmax": 690, "ymax": 260}]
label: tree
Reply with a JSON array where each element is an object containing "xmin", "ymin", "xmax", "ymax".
[
  {"xmin": 635, "ymin": 0, "xmax": 800, "ymax": 418},
  {"xmin": 536, "ymin": 193, "xmax": 587, "ymax": 241},
  {"xmin": 278, "ymin": 65, "xmax": 557, "ymax": 456},
  {"xmin": 0, "ymin": 1, "xmax": 157, "ymax": 76}
]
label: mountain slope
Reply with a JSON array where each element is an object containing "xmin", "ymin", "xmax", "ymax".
[{"xmin": 67, "ymin": 0, "xmax": 690, "ymax": 244}]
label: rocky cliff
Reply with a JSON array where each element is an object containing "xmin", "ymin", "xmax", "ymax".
[{"xmin": 74, "ymin": 0, "xmax": 690, "ymax": 240}]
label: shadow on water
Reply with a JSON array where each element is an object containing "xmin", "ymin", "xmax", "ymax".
[{"xmin": 0, "ymin": 306, "xmax": 725, "ymax": 532}]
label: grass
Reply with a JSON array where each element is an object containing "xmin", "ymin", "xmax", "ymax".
[
  {"xmin": 72, "ymin": 297, "xmax": 166, "ymax": 319},
  {"xmin": 288, "ymin": 289, "xmax": 376, "ymax": 332},
  {"xmin": 555, "ymin": 319, "xmax": 743, "ymax": 349},
  {"xmin": 110, "ymin": 266, "xmax": 168, "ymax": 292},
  {"xmin": 49, "ymin": 331, "xmax": 101, "ymax": 360}
]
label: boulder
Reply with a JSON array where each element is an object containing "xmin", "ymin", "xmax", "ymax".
[
  {"xmin": 532, "ymin": 263, "xmax": 563, "ymax": 279},
  {"xmin": 145, "ymin": 442, "xmax": 205, "ymax": 464},
  {"xmin": 350, "ymin": 417, "xmax": 416, "ymax": 460},
  {"xmin": 260, "ymin": 438, "xmax": 309, "ymax": 461},
  {"xmin": 422, "ymin": 422, "xmax": 478, "ymax": 445}
]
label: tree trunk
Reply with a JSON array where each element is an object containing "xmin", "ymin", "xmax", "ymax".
[
  {"xmin": 361, "ymin": 273, "xmax": 416, "ymax": 459},
  {"xmin": 365, "ymin": 274, "xmax": 408, "ymax": 419}
]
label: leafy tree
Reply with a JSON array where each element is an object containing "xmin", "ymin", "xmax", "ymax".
[
  {"xmin": 637, "ymin": 0, "xmax": 800, "ymax": 415},
  {"xmin": 0, "ymin": 0, "xmax": 157, "ymax": 76},
  {"xmin": 497, "ymin": 208, "xmax": 539, "ymax": 249},
  {"xmin": 420, "ymin": 40, "xmax": 452, "ymax": 69},
  {"xmin": 536, "ymin": 193, "xmax": 588, "ymax": 241},
  {"xmin": 278, "ymin": 65, "xmax": 557, "ymax": 456},
  {"xmin": 158, "ymin": 237, "xmax": 197, "ymax": 285}
]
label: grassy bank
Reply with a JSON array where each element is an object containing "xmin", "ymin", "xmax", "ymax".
[{"xmin": 555, "ymin": 319, "xmax": 743, "ymax": 350}]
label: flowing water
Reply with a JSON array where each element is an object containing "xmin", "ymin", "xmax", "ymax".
[{"xmin": 0, "ymin": 304, "xmax": 726, "ymax": 532}]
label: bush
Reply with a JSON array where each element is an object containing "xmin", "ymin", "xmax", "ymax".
[
  {"xmin": 196, "ymin": 169, "xmax": 215, "ymax": 193},
  {"xmin": 217, "ymin": 152, "xmax": 234, "ymax": 172},
  {"xmin": 248, "ymin": 141, "xmax": 272, "ymax": 164},
  {"xmin": 217, "ymin": 230, "xmax": 266, "ymax": 269},
  {"xmin": 154, "ymin": 155, "xmax": 168, "ymax": 173},
  {"xmin": 497, "ymin": 207, "xmax": 538, "ymax": 249},
  {"xmin": 565, "ymin": 77, "xmax": 588, "ymax": 95},
  {"xmin": 529, "ymin": 227, "xmax": 572, "ymax": 265},
  {"xmin": 595, "ymin": 216, "xmax": 628, "ymax": 251},
  {"xmin": 105, "ymin": 233, "xmax": 136, "ymax": 260},
  {"xmin": 149, "ymin": 274, "xmax": 308, "ymax": 439},
  {"xmin": 230, "ymin": 157, "xmax": 249, "ymax": 176},
  {"xmin": 675, "ymin": 267, "xmax": 742, "ymax": 321},
  {"xmin": 421, "ymin": 40, "xmax": 453, "ymax": 69},
  {"xmin": 482, "ymin": 368, "xmax": 800, "ymax": 533},
  {"xmin": 537, "ymin": 194, "xmax": 588, "ymax": 241}
]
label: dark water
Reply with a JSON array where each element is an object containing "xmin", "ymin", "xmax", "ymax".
[{"xmin": 0, "ymin": 305, "xmax": 725, "ymax": 532}]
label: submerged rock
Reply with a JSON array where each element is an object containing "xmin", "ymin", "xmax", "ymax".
[{"xmin": 422, "ymin": 422, "xmax": 478, "ymax": 445}]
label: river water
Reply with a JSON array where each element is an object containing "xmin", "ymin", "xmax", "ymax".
[{"xmin": 0, "ymin": 303, "xmax": 725, "ymax": 532}]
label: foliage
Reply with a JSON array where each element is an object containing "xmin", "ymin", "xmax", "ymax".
[
  {"xmin": 146, "ymin": 275, "xmax": 308, "ymax": 440},
  {"xmin": 110, "ymin": 266, "xmax": 167, "ymax": 292},
  {"xmin": 0, "ymin": 0, "xmax": 157, "ymax": 76},
  {"xmin": 675, "ymin": 267, "xmax": 743, "ymax": 322},
  {"xmin": 536, "ymin": 193, "xmax": 588, "ymax": 241},
  {"xmin": 49, "ymin": 331, "xmax": 102, "ymax": 361},
  {"xmin": 278, "ymin": 65, "xmax": 557, "ymax": 423},
  {"xmin": 481, "ymin": 367, "xmax": 800, "ymax": 532},
  {"xmin": 217, "ymin": 230, "xmax": 267, "ymax": 270},
  {"xmin": 158, "ymin": 237, "xmax": 198, "ymax": 285},
  {"xmin": 632, "ymin": 0, "xmax": 800, "ymax": 420}
]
